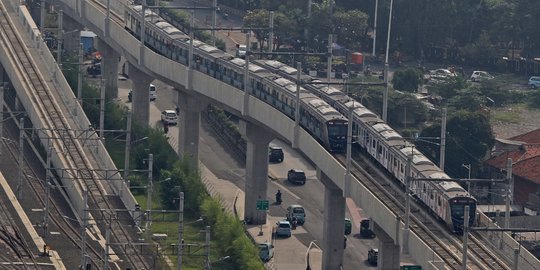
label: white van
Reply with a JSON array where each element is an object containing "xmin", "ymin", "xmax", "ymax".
[{"xmin": 149, "ymin": 84, "xmax": 157, "ymax": 101}]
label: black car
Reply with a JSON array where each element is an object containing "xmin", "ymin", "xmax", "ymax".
[
  {"xmin": 268, "ymin": 145, "xmax": 284, "ymax": 163},
  {"xmin": 368, "ymin": 248, "xmax": 378, "ymax": 266},
  {"xmin": 287, "ymin": 169, "xmax": 306, "ymax": 185}
]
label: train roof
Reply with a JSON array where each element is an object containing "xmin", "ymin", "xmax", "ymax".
[
  {"xmin": 380, "ymin": 130, "xmax": 403, "ymax": 142},
  {"xmin": 273, "ymin": 77, "xmax": 295, "ymax": 87},
  {"xmin": 257, "ymin": 59, "xmax": 285, "ymax": 69},
  {"xmin": 132, "ymin": 6, "xmax": 160, "ymax": 20},
  {"xmin": 372, "ymin": 123, "xmax": 393, "ymax": 133},
  {"xmin": 306, "ymin": 98, "xmax": 343, "ymax": 118},
  {"xmin": 320, "ymin": 86, "xmax": 345, "ymax": 96},
  {"xmin": 284, "ymin": 84, "xmax": 308, "ymax": 94},
  {"xmin": 228, "ymin": 58, "xmax": 272, "ymax": 74},
  {"xmin": 400, "ymin": 147, "xmax": 434, "ymax": 166}
]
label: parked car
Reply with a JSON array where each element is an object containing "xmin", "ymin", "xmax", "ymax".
[
  {"xmin": 258, "ymin": 242, "xmax": 274, "ymax": 262},
  {"xmin": 529, "ymin": 76, "xmax": 540, "ymax": 89},
  {"xmin": 275, "ymin": 220, "xmax": 292, "ymax": 237},
  {"xmin": 286, "ymin": 204, "xmax": 306, "ymax": 224},
  {"xmin": 287, "ymin": 169, "xmax": 306, "ymax": 185},
  {"xmin": 368, "ymin": 248, "xmax": 378, "ymax": 265},
  {"xmin": 160, "ymin": 110, "xmax": 178, "ymax": 125},
  {"xmin": 268, "ymin": 145, "xmax": 284, "ymax": 163},
  {"xmin": 470, "ymin": 70, "xmax": 494, "ymax": 82},
  {"xmin": 429, "ymin": 68, "xmax": 457, "ymax": 80}
]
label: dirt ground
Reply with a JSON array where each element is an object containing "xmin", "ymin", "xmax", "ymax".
[{"xmin": 491, "ymin": 106, "xmax": 540, "ymax": 139}]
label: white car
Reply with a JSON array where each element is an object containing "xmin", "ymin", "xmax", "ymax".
[
  {"xmin": 160, "ymin": 110, "xmax": 178, "ymax": 125},
  {"xmin": 470, "ymin": 71, "xmax": 494, "ymax": 82},
  {"xmin": 236, "ymin": 44, "xmax": 247, "ymax": 58},
  {"xmin": 429, "ymin": 68, "xmax": 457, "ymax": 80},
  {"xmin": 275, "ymin": 220, "xmax": 292, "ymax": 237}
]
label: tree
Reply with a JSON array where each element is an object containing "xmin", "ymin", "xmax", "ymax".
[
  {"xmin": 418, "ymin": 110, "xmax": 494, "ymax": 177},
  {"xmin": 333, "ymin": 9, "xmax": 369, "ymax": 50},
  {"xmin": 392, "ymin": 68, "xmax": 423, "ymax": 92},
  {"xmin": 243, "ymin": 9, "xmax": 270, "ymax": 51}
]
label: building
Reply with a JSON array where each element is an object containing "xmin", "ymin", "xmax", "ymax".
[{"xmin": 484, "ymin": 129, "xmax": 540, "ymax": 216}]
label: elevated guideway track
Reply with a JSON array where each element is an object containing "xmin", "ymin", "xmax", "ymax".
[
  {"xmin": 0, "ymin": 1, "xmax": 149, "ymax": 269},
  {"xmin": 28, "ymin": 0, "xmax": 540, "ymax": 268}
]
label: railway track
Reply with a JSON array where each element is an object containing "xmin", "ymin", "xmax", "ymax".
[
  {"xmin": 0, "ymin": 197, "xmax": 37, "ymax": 269},
  {"xmin": 0, "ymin": 2, "xmax": 149, "ymax": 269},
  {"xmin": 338, "ymin": 151, "xmax": 510, "ymax": 270}
]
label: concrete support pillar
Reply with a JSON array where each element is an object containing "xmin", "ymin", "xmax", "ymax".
[
  {"xmin": 97, "ymin": 38, "xmax": 119, "ymax": 98},
  {"xmin": 320, "ymin": 172, "xmax": 345, "ymax": 270},
  {"xmin": 177, "ymin": 91, "xmax": 206, "ymax": 169},
  {"xmin": 374, "ymin": 222, "xmax": 401, "ymax": 270},
  {"xmin": 243, "ymin": 121, "xmax": 274, "ymax": 225},
  {"xmin": 128, "ymin": 63, "xmax": 153, "ymax": 126}
]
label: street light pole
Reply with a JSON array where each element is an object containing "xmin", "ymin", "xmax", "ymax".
[
  {"xmin": 242, "ymin": 31, "xmax": 251, "ymax": 116},
  {"xmin": 17, "ymin": 118, "xmax": 24, "ymax": 200},
  {"xmin": 204, "ymin": 225, "xmax": 211, "ymax": 270},
  {"xmin": 462, "ymin": 163, "xmax": 471, "ymax": 192},
  {"xmin": 382, "ymin": 0, "xmax": 394, "ymax": 122},
  {"xmin": 56, "ymin": 9, "xmax": 63, "ymax": 65}
]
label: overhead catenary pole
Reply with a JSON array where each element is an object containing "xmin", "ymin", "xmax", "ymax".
[
  {"xmin": 439, "ymin": 107, "xmax": 447, "ymax": 170},
  {"xmin": 80, "ymin": 189, "xmax": 88, "ymax": 270},
  {"xmin": 140, "ymin": 0, "xmax": 147, "ymax": 65},
  {"xmin": 77, "ymin": 43, "xmax": 83, "ymax": 105},
  {"xmin": 99, "ymin": 75, "xmax": 106, "ymax": 138},
  {"xmin": 146, "ymin": 153, "xmax": 154, "ymax": 232},
  {"xmin": 40, "ymin": 0, "xmax": 45, "ymax": 33},
  {"xmin": 505, "ymin": 158, "xmax": 513, "ymax": 229},
  {"xmin": 327, "ymin": 34, "xmax": 333, "ymax": 83},
  {"xmin": 56, "ymin": 9, "xmax": 63, "ymax": 64},
  {"xmin": 0, "ymin": 83, "xmax": 4, "ymax": 146},
  {"xmin": 17, "ymin": 118, "xmax": 24, "ymax": 199},
  {"xmin": 242, "ymin": 31, "xmax": 251, "ymax": 116},
  {"xmin": 462, "ymin": 205, "xmax": 470, "ymax": 270},
  {"xmin": 103, "ymin": 213, "xmax": 111, "ymax": 270},
  {"xmin": 345, "ymin": 77, "xmax": 352, "ymax": 197},
  {"xmin": 123, "ymin": 111, "xmax": 132, "ymax": 183},
  {"xmin": 294, "ymin": 62, "xmax": 301, "ymax": 149},
  {"xmin": 382, "ymin": 0, "xmax": 394, "ymax": 122},
  {"xmin": 403, "ymin": 148, "xmax": 412, "ymax": 254},
  {"xmin": 178, "ymin": 191, "xmax": 185, "ymax": 270},
  {"xmin": 268, "ymin": 11, "xmax": 274, "ymax": 53},
  {"xmin": 43, "ymin": 146, "xmax": 53, "ymax": 241},
  {"xmin": 212, "ymin": 0, "xmax": 217, "ymax": 46}
]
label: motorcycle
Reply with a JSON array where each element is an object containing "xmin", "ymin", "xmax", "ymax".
[{"xmin": 275, "ymin": 190, "xmax": 282, "ymax": 205}]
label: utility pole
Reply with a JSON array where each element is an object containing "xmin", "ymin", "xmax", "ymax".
[
  {"xmin": 372, "ymin": 0, "xmax": 379, "ymax": 56},
  {"xmin": 99, "ymin": 75, "xmax": 106, "ymax": 138},
  {"xmin": 505, "ymin": 158, "xmax": 513, "ymax": 229},
  {"xmin": 211, "ymin": 0, "xmax": 217, "ymax": 46},
  {"xmin": 40, "ymin": 0, "xmax": 45, "ymax": 34},
  {"xmin": 326, "ymin": 34, "xmax": 333, "ymax": 83},
  {"xmin": 178, "ymin": 191, "xmax": 185, "ymax": 270},
  {"xmin": 146, "ymin": 153, "xmax": 154, "ymax": 232},
  {"xmin": 0, "ymin": 83, "xmax": 4, "ymax": 147},
  {"xmin": 293, "ymin": 62, "xmax": 301, "ymax": 149}
]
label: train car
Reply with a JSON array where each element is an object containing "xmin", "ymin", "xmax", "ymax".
[{"xmin": 124, "ymin": 4, "xmax": 346, "ymax": 152}]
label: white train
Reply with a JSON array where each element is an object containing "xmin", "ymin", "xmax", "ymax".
[
  {"xmin": 124, "ymin": 4, "xmax": 474, "ymax": 232},
  {"xmin": 254, "ymin": 61, "xmax": 477, "ymax": 233},
  {"xmin": 124, "ymin": 5, "xmax": 347, "ymax": 152}
]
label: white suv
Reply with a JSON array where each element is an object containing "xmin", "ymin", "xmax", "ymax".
[{"xmin": 160, "ymin": 110, "xmax": 178, "ymax": 125}]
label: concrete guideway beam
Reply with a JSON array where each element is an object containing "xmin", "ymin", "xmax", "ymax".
[
  {"xmin": 97, "ymin": 38, "xmax": 119, "ymax": 98},
  {"xmin": 128, "ymin": 63, "xmax": 153, "ymax": 126},
  {"xmin": 320, "ymin": 171, "xmax": 346, "ymax": 269},
  {"xmin": 243, "ymin": 121, "xmax": 274, "ymax": 224},
  {"xmin": 374, "ymin": 221, "xmax": 401, "ymax": 270},
  {"xmin": 177, "ymin": 91, "xmax": 206, "ymax": 169}
]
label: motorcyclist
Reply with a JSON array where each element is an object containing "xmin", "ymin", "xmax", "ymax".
[
  {"xmin": 275, "ymin": 190, "xmax": 282, "ymax": 204},
  {"xmin": 291, "ymin": 216, "xmax": 298, "ymax": 229}
]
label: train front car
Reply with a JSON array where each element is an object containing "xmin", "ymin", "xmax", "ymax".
[
  {"xmin": 449, "ymin": 196, "xmax": 477, "ymax": 234},
  {"xmin": 326, "ymin": 118, "xmax": 348, "ymax": 153}
]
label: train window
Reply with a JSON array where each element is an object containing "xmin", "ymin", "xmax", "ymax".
[
  {"xmin": 430, "ymin": 193, "xmax": 434, "ymax": 200},
  {"xmin": 400, "ymin": 164, "xmax": 404, "ymax": 173},
  {"xmin": 378, "ymin": 145, "xmax": 382, "ymax": 154},
  {"xmin": 438, "ymin": 196, "xmax": 441, "ymax": 206},
  {"xmin": 394, "ymin": 158, "xmax": 397, "ymax": 167}
]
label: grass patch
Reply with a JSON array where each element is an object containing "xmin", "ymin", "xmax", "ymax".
[{"xmin": 491, "ymin": 109, "xmax": 522, "ymax": 123}]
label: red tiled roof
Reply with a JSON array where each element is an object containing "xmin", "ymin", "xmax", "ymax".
[
  {"xmin": 485, "ymin": 144, "xmax": 540, "ymax": 185},
  {"xmin": 510, "ymin": 129, "xmax": 540, "ymax": 144}
]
